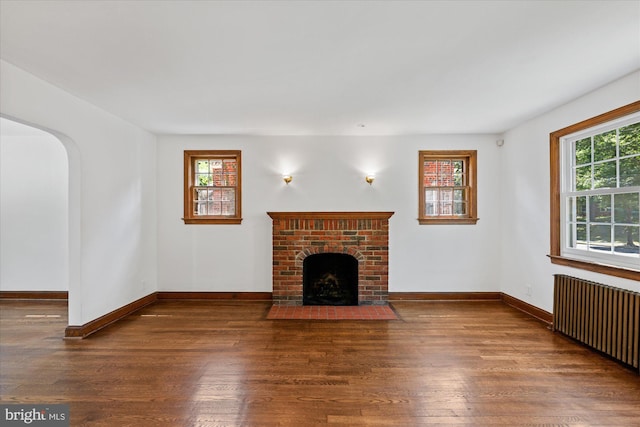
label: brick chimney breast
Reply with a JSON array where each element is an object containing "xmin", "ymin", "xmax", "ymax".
[{"xmin": 267, "ymin": 212, "xmax": 394, "ymax": 306}]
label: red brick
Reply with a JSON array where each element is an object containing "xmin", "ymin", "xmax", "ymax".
[{"xmin": 270, "ymin": 214, "xmax": 390, "ymax": 306}]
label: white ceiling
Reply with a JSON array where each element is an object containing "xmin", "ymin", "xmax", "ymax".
[{"xmin": 1, "ymin": 0, "xmax": 639, "ymax": 136}]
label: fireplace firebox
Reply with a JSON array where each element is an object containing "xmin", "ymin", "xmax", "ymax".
[
  {"xmin": 303, "ymin": 253, "xmax": 358, "ymax": 306},
  {"xmin": 267, "ymin": 211, "xmax": 394, "ymax": 306}
]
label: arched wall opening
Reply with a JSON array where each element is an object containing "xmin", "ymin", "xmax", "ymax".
[{"xmin": 1, "ymin": 116, "xmax": 81, "ymax": 324}]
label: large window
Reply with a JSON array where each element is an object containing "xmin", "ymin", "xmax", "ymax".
[
  {"xmin": 418, "ymin": 150, "xmax": 478, "ymax": 224},
  {"xmin": 550, "ymin": 101, "xmax": 640, "ymax": 279},
  {"xmin": 183, "ymin": 150, "xmax": 242, "ymax": 224}
]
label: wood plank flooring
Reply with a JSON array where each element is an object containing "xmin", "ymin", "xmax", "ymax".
[{"xmin": 1, "ymin": 299, "xmax": 639, "ymax": 426}]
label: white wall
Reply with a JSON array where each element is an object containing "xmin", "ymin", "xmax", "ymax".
[
  {"xmin": 157, "ymin": 134, "xmax": 503, "ymax": 293},
  {"xmin": 3, "ymin": 61, "xmax": 636, "ymax": 326},
  {"xmin": 1, "ymin": 123, "xmax": 68, "ymax": 291},
  {"xmin": 0, "ymin": 60, "xmax": 157, "ymax": 326},
  {"xmin": 500, "ymin": 71, "xmax": 640, "ymax": 313}
]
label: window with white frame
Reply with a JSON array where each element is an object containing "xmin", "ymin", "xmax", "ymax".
[{"xmin": 553, "ymin": 104, "xmax": 639, "ymax": 274}]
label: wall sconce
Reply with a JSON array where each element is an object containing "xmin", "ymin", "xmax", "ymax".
[
  {"xmin": 365, "ymin": 175, "xmax": 375, "ymax": 185},
  {"xmin": 283, "ymin": 175, "xmax": 293, "ymax": 185}
]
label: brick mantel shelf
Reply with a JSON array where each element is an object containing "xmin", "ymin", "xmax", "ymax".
[
  {"xmin": 267, "ymin": 211, "xmax": 394, "ymax": 306},
  {"xmin": 267, "ymin": 212, "xmax": 395, "ymax": 220}
]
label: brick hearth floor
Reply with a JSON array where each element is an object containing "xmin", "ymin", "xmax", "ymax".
[{"xmin": 266, "ymin": 305, "xmax": 398, "ymax": 320}]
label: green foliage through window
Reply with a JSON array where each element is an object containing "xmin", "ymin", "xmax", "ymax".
[{"xmin": 569, "ymin": 116, "xmax": 640, "ymax": 256}]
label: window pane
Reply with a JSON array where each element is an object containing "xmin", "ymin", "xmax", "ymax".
[
  {"xmin": 593, "ymin": 161, "xmax": 616, "ymax": 189},
  {"xmin": 196, "ymin": 160, "xmax": 209, "ymax": 173},
  {"xmin": 439, "ymin": 201, "xmax": 452, "ymax": 215},
  {"xmin": 576, "ymin": 196, "xmax": 587, "ymax": 222},
  {"xmin": 452, "ymin": 160, "xmax": 464, "ymax": 186},
  {"xmin": 196, "ymin": 202, "xmax": 207, "ymax": 215},
  {"xmin": 439, "ymin": 189, "xmax": 452, "ymax": 215},
  {"xmin": 425, "ymin": 201, "xmax": 436, "ymax": 216},
  {"xmin": 575, "ymin": 165, "xmax": 591, "ymax": 190},
  {"xmin": 425, "ymin": 189, "xmax": 437, "ymax": 201},
  {"xmin": 221, "ymin": 188, "xmax": 235, "ymax": 201},
  {"xmin": 593, "ymin": 130, "xmax": 616, "ymax": 162},
  {"xmin": 619, "ymin": 122, "xmax": 640, "ymax": 157},
  {"xmin": 589, "ymin": 224, "xmax": 612, "ymax": 252},
  {"xmin": 453, "ymin": 201, "xmax": 466, "ymax": 215},
  {"xmin": 575, "ymin": 137, "xmax": 591, "ymax": 165},
  {"xmin": 439, "ymin": 160, "xmax": 452, "ymax": 186},
  {"xmin": 424, "ymin": 161, "xmax": 438, "ymax": 187},
  {"xmin": 614, "ymin": 192, "xmax": 639, "ymax": 224},
  {"xmin": 197, "ymin": 173, "xmax": 211, "ymax": 186},
  {"xmin": 211, "ymin": 201, "xmax": 222, "ymax": 215},
  {"xmin": 210, "ymin": 160, "xmax": 223, "ymax": 186},
  {"xmin": 590, "ymin": 194, "xmax": 611, "ymax": 223},
  {"xmin": 221, "ymin": 201, "xmax": 235, "ymax": 216},
  {"xmin": 223, "ymin": 159, "xmax": 237, "ymax": 186},
  {"xmin": 614, "ymin": 226, "xmax": 639, "ymax": 254},
  {"xmin": 619, "ymin": 156, "xmax": 640, "ymax": 187},
  {"xmin": 453, "ymin": 189, "xmax": 465, "ymax": 201},
  {"xmin": 576, "ymin": 224, "xmax": 587, "ymax": 247}
]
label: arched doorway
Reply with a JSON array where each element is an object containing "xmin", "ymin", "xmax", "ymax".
[
  {"xmin": 0, "ymin": 116, "xmax": 81, "ymax": 325},
  {"xmin": 1, "ymin": 117, "xmax": 68, "ymax": 291}
]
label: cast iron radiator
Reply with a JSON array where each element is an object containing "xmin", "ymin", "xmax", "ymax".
[{"xmin": 553, "ymin": 274, "xmax": 639, "ymax": 372}]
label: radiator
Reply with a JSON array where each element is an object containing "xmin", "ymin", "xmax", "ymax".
[{"xmin": 553, "ymin": 274, "xmax": 640, "ymax": 373}]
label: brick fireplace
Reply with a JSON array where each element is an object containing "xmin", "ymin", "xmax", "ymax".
[{"xmin": 267, "ymin": 212, "xmax": 394, "ymax": 306}]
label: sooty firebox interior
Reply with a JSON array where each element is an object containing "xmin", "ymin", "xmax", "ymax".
[{"xmin": 303, "ymin": 253, "xmax": 358, "ymax": 306}]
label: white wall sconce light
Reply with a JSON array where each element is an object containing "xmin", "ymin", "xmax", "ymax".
[
  {"xmin": 283, "ymin": 175, "xmax": 293, "ymax": 185},
  {"xmin": 365, "ymin": 175, "xmax": 375, "ymax": 185}
]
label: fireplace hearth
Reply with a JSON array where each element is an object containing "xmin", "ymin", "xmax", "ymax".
[{"xmin": 267, "ymin": 211, "xmax": 394, "ymax": 306}]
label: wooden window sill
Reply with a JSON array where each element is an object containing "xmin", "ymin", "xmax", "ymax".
[
  {"xmin": 418, "ymin": 217, "xmax": 479, "ymax": 225},
  {"xmin": 182, "ymin": 217, "xmax": 242, "ymax": 225},
  {"xmin": 548, "ymin": 254, "xmax": 639, "ymax": 281}
]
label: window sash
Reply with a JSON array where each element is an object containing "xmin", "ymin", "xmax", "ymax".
[
  {"xmin": 558, "ymin": 110, "xmax": 640, "ymax": 271},
  {"xmin": 424, "ymin": 186, "xmax": 469, "ymax": 217}
]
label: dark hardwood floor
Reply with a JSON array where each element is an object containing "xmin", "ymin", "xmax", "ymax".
[{"xmin": 1, "ymin": 299, "xmax": 639, "ymax": 426}]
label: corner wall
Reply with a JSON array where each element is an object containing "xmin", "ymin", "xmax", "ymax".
[
  {"xmin": 0, "ymin": 60, "xmax": 158, "ymax": 326},
  {"xmin": 499, "ymin": 71, "xmax": 640, "ymax": 313}
]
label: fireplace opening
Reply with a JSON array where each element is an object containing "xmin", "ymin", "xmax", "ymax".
[{"xmin": 303, "ymin": 253, "xmax": 358, "ymax": 306}]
